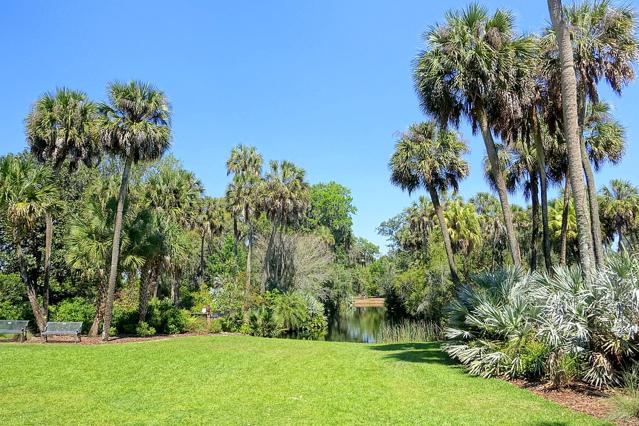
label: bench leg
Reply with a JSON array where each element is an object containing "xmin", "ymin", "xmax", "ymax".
[{"xmin": 76, "ymin": 334, "xmax": 81, "ymax": 343}]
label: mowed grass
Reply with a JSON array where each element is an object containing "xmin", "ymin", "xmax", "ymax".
[{"xmin": 0, "ymin": 336, "xmax": 606, "ymax": 425}]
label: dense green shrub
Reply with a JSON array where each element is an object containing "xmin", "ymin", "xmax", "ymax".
[
  {"xmin": 209, "ymin": 318, "xmax": 223, "ymax": 334},
  {"xmin": 145, "ymin": 298, "xmax": 190, "ymax": 334},
  {"xmin": 0, "ymin": 273, "xmax": 30, "ymax": 321},
  {"xmin": 135, "ymin": 321, "xmax": 156, "ymax": 337},
  {"xmin": 112, "ymin": 304, "xmax": 138, "ymax": 335},
  {"xmin": 50, "ymin": 297, "xmax": 96, "ymax": 333},
  {"xmin": 445, "ymin": 252, "xmax": 639, "ymax": 388},
  {"xmin": 248, "ymin": 305, "xmax": 282, "ymax": 337}
]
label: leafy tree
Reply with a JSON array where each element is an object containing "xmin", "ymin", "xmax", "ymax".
[
  {"xmin": 0, "ymin": 155, "xmax": 58, "ymax": 331},
  {"xmin": 98, "ymin": 81, "xmax": 171, "ymax": 340},
  {"xmin": 308, "ymin": 182, "xmax": 357, "ymax": 257},
  {"xmin": 390, "ymin": 121, "xmax": 469, "ymax": 285}
]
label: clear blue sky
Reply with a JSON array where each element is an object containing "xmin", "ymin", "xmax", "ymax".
[{"xmin": 1, "ymin": 1, "xmax": 638, "ymax": 251}]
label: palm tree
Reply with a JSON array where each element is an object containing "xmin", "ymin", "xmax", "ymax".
[
  {"xmin": 0, "ymin": 155, "xmax": 57, "ymax": 332},
  {"xmin": 569, "ymin": 0, "xmax": 637, "ymax": 266},
  {"xmin": 405, "ymin": 197, "xmax": 436, "ymax": 262},
  {"xmin": 390, "ymin": 122, "xmax": 469, "ymax": 285},
  {"xmin": 260, "ymin": 160, "xmax": 309, "ymax": 291},
  {"xmin": 195, "ymin": 197, "xmax": 226, "ymax": 280},
  {"xmin": 98, "ymin": 81, "xmax": 171, "ymax": 341},
  {"xmin": 226, "ymin": 145, "xmax": 263, "ymax": 290},
  {"xmin": 25, "ymin": 88, "xmax": 100, "ymax": 319},
  {"xmin": 491, "ymin": 139, "xmax": 543, "ymax": 271},
  {"xmin": 546, "ymin": 0, "xmax": 596, "ymax": 280},
  {"xmin": 445, "ymin": 198, "xmax": 482, "ymax": 276},
  {"xmin": 413, "ymin": 3, "xmax": 536, "ymax": 267},
  {"xmin": 546, "ymin": 0, "xmax": 637, "ymax": 267},
  {"xmin": 599, "ymin": 180, "xmax": 639, "ymax": 251}
]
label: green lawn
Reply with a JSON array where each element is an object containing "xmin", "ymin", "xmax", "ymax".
[{"xmin": 0, "ymin": 336, "xmax": 606, "ymax": 425}]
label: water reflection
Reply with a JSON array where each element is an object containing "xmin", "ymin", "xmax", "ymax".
[{"xmin": 326, "ymin": 306, "xmax": 388, "ymax": 343}]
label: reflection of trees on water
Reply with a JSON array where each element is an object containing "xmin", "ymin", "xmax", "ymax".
[{"xmin": 326, "ymin": 307, "xmax": 388, "ymax": 343}]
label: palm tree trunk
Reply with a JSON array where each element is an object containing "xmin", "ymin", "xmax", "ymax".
[
  {"xmin": 617, "ymin": 227, "xmax": 624, "ymax": 252},
  {"xmin": 533, "ymin": 120, "xmax": 552, "ymax": 271},
  {"xmin": 478, "ymin": 109, "xmax": 521, "ymax": 266},
  {"xmin": 560, "ymin": 174, "xmax": 571, "ymax": 266},
  {"xmin": 43, "ymin": 212, "xmax": 53, "ymax": 321},
  {"xmin": 245, "ymin": 205, "xmax": 252, "ymax": 291},
  {"xmin": 428, "ymin": 187, "xmax": 460, "ymax": 285},
  {"xmin": 199, "ymin": 233, "xmax": 205, "ymax": 279},
  {"xmin": 101, "ymin": 157, "xmax": 132, "ymax": 341},
  {"xmin": 530, "ymin": 170, "xmax": 540, "ymax": 272},
  {"xmin": 15, "ymin": 242, "xmax": 46, "ymax": 333},
  {"xmin": 232, "ymin": 217, "xmax": 239, "ymax": 256},
  {"xmin": 580, "ymin": 140, "xmax": 604, "ymax": 267},
  {"xmin": 547, "ymin": 0, "xmax": 595, "ymax": 282},
  {"xmin": 89, "ymin": 277, "xmax": 106, "ymax": 336},
  {"xmin": 138, "ymin": 266, "xmax": 150, "ymax": 323}
]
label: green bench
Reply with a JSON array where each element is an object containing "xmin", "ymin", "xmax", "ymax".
[
  {"xmin": 42, "ymin": 322, "xmax": 83, "ymax": 343},
  {"xmin": 0, "ymin": 320, "xmax": 29, "ymax": 342}
]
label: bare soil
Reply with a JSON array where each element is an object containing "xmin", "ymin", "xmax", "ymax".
[{"xmin": 511, "ymin": 379, "xmax": 639, "ymax": 426}]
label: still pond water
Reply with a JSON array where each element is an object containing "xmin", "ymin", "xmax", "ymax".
[{"xmin": 325, "ymin": 307, "xmax": 388, "ymax": 343}]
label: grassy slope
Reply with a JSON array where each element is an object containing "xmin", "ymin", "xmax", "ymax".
[{"xmin": 0, "ymin": 336, "xmax": 606, "ymax": 425}]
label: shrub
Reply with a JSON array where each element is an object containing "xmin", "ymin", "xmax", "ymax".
[
  {"xmin": 146, "ymin": 298, "xmax": 189, "ymax": 334},
  {"xmin": 50, "ymin": 297, "xmax": 96, "ymax": 333},
  {"xmin": 610, "ymin": 363, "xmax": 639, "ymax": 420},
  {"xmin": 248, "ymin": 306, "xmax": 283, "ymax": 337},
  {"xmin": 112, "ymin": 303, "xmax": 138, "ymax": 335},
  {"xmin": 135, "ymin": 321, "xmax": 156, "ymax": 337},
  {"xmin": 444, "ymin": 252, "xmax": 639, "ymax": 388},
  {"xmin": 209, "ymin": 318, "xmax": 223, "ymax": 334},
  {"xmin": 184, "ymin": 314, "xmax": 207, "ymax": 334}
]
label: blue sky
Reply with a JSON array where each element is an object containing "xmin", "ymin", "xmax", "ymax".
[{"xmin": 1, "ymin": 1, "xmax": 638, "ymax": 251}]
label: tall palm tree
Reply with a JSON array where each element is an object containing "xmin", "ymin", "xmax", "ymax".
[
  {"xmin": 599, "ymin": 180, "xmax": 639, "ymax": 251},
  {"xmin": 260, "ymin": 160, "xmax": 309, "ymax": 291},
  {"xmin": 0, "ymin": 155, "xmax": 57, "ymax": 332},
  {"xmin": 546, "ymin": 0, "xmax": 596, "ymax": 281},
  {"xmin": 25, "ymin": 88, "xmax": 100, "ymax": 319},
  {"xmin": 226, "ymin": 145, "xmax": 263, "ymax": 290},
  {"xmin": 195, "ymin": 197, "xmax": 226, "ymax": 280},
  {"xmin": 445, "ymin": 198, "xmax": 482, "ymax": 276},
  {"xmin": 413, "ymin": 3, "xmax": 536, "ymax": 266},
  {"xmin": 98, "ymin": 81, "xmax": 171, "ymax": 341},
  {"xmin": 546, "ymin": 0, "xmax": 638, "ymax": 267},
  {"xmin": 390, "ymin": 122, "xmax": 469, "ymax": 285}
]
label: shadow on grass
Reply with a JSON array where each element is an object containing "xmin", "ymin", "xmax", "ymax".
[{"xmin": 369, "ymin": 342, "xmax": 455, "ymax": 365}]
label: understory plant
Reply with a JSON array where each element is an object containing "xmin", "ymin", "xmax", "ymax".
[{"xmin": 445, "ymin": 252, "xmax": 639, "ymax": 388}]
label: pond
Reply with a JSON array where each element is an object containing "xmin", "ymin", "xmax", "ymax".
[{"xmin": 325, "ymin": 306, "xmax": 389, "ymax": 343}]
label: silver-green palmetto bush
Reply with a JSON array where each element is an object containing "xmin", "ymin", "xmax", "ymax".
[{"xmin": 444, "ymin": 252, "xmax": 639, "ymax": 388}]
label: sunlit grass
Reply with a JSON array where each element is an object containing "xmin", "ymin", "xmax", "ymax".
[{"xmin": 0, "ymin": 336, "xmax": 606, "ymax": 425}]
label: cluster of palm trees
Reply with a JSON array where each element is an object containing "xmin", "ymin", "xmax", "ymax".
[
  {"xmin": 391, "ymin": 0, "xmax": 637, "ymax": 283},
  {"xmin": 0, "ymin": 81, "xmax": 174, "ymax": 340},
  {"xmin": 225, "ymin": 146, "xmax": 311, "ymax": 293}
]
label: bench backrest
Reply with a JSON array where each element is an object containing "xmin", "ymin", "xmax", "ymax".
[
  {"xmin": 0, "ymin": 320, "xmax": 29, "ymax": 333},
  {"xmin": 45, "ymin": 322, "xmax": 82, "ymax": 333}
]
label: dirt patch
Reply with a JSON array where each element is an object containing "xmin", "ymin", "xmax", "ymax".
[
  {"xmin": 0, "ymin": 332, "xmax": 241, "ymax": 345},
  {"xmin": 511, "ymin": 379, "xmax": 639, "ymax": 426}
]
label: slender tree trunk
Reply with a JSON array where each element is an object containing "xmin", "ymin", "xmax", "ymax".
[
  {"xmin": 101, "ymin": 158, "xmax": 132, "ymax": 341},
  {"xmin": 530, "ymin": 170, "xmax": 540, "ymax": 272},
  {"xmin": 138, "ymin": 266, "xmax": 150, "ymax": 323},
  {"xmin": 199, "ymin": 233, "xmax": 205, "ymax": 279},
  {"xmin": 617, "ymin": 228, "xmax": 624, "ymax": 252},
  {"xmin": 245, "ymin": 205, "xmax": 252, "ymax": 291},
  {"xmin": 560, "ymin": 174, "xmax": 571, "ymax": 266},
  {"xmin": 547, "ymin": 0, "xmax": 595, "ymax": 282},
  {"xmin": 232, "ymin": 217, "xmax": 239, "ymax": 256},
  {"xmin": 428, "ymin": 187, "xmax": 460, "ymax": 285},
  {"xmin": 478, "ymin": 109, "xmax": 521, "ymax": 266},
  {"xmin": 89, "ymin": 277, "xmax": 106, "ymax": 336},
  {"xmin": 15, "ymin": 242, "xmax": 46, "ymax": 333},
  {"xmin": 580, "ymin": 140, "xmax": 604, "ymax": 267},
  {"xmin": 533, "ymin": 120, "xmax": 552, "ymax": 271},
  {"xmin": 43, "ymin": 212, "xmax": 53, "ymax": 321}
]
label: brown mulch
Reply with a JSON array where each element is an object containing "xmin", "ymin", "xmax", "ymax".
[
  {"xmin": 511, "ymin": 379, "xmax": 639, "ymax": 426},
  {"xmin": 0, "ymin": 332, "xmax": 240, "ymax": 345}
]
